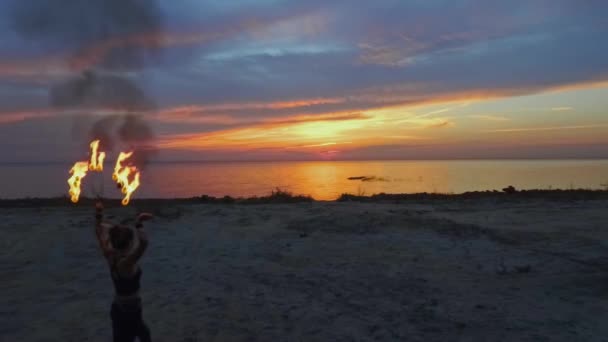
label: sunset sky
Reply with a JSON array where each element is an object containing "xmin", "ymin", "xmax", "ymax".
[{"xmin": 1, "ymin": 0, "xmax": 607, "ymax": 162}]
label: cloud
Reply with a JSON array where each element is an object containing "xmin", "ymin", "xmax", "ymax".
[
  {"xmin": 1, "ymin": 0, "xmax": 608, "ymax": 161},
  {"xmin": 551, "ymin": 107, "xmax": 574, "ymax": 112},
  {"xmin": 156, "ymin": 110, "xmax": 371, "ymax": 150},
  {"xmin": 468, "ymin": 115, "xmax": 511, "ymax": 121},
  {"xmin": 4, "ymin": 1, "xmax": 608, "ymax": 108},
  {"xmin": 0, "ymin": 7, "xmax": 327, "ymax": 81},
  {"xmin": 486, "ymin": 124, "xmax": 608, "ymax": 133},
  {"xmin": 0, "ymin": 110, "xmax": 55, "ymax": 124},
  {"xmin": 425, "ymin": 119, "xmax": 454, "ymax": 129}
]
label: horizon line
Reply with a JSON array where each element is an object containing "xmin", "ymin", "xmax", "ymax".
[{"xmin": 2, "ymin": 157, "xmax": 608, "ymax": 166}]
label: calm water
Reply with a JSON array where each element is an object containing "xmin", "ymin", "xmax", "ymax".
[{"xmin": 1, "ymin": 160, "xmax": 607, "ymax": 200}]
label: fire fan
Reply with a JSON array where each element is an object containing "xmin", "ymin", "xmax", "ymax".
[{"xmin": 68, "ymin": 140, "xmax": 141, "ymax": 205}]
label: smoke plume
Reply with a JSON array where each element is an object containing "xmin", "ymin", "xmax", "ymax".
[{"xmin": 11, "ymin": 0, "xmax": 164, "ymax": 166}]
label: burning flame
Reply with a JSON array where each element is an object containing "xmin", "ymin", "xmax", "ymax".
[
  {"xmin": 67, "ymin": 140, "xmax": 105, "ymax": 203},
  {"xmin": 113, "ymin": 151, "xmax": 141, "ymax": 206},
  {"xmin": 121, "ymin": 170, "xmax": 140, "ymax": 206},
  {"xmin": 67, "ymin": 161, "xmax": 89, "ymax": 203},
  {"xmin": 89, "ymin": 140, "xmax": 106, "ymax": 172},
  {"xmin": 68, "ymin": 141, "xmax": 142, "ymax": 205},
  {"xmin": 113, "ymin": 152, "xmax": 133, "ymax": 181}
]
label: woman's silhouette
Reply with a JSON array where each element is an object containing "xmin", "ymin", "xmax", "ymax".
[{"xmin": 95, "ymin": 201, "xmax": 153, "ymax": 342}]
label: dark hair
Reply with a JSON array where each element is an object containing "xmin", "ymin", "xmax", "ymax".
[{"xmin": 109, "ymin": 225, "xmax": 134, "ymax": 251}]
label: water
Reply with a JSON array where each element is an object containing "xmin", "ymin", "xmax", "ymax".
[{"xmin": 1, "ymin": 160, "xmax": 607, "ymax": 200}]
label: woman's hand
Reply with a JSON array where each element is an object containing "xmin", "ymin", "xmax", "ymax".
[
  {"xmin": 136, "ymin": 213, "xmax": 153, "ymax": 223},
  {"xmin": 124, "ymin": 213, "xmax": 152, "ymax": 265},
  {"xmin": 94, "ymin": 201, "xmax": 112, "ymax": 258},
  {"xmin": 95, "ymin": 201, "xmax": 104, "ymax": 223}
]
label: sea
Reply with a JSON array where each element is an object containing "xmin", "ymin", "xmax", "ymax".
[{"xmin": 1, "ymin": 160, "xmax": 607, "ymax": 201}]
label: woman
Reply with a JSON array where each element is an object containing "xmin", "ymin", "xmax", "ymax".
[{"xmin": 95, "ymin": 201, "xmax": 153, "ymax": 342}]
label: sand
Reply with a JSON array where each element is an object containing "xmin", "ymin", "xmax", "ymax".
[{"xmin": 2, "ymin": 197, "xmax": 608, "ymax": 341}]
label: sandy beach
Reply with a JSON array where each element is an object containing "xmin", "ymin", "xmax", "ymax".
[{"xmin": 2, "ymin": 195, "xmax": 608, "ymax": 341}]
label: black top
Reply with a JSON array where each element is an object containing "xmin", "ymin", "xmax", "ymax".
[{"xmin": 111, "ymin": 260, "xmax": 142, "ymax": 296}]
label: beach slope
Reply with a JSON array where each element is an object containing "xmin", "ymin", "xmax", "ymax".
[{"xmin": 2, "ymin": 197, "xmax": 608, "ymax": 341}]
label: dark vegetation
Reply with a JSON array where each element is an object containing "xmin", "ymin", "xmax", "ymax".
[
  {"xmin": 337, "ymin": 188, "xmax": 608, "ymax": 202},
  {"xmin": 1, "ymin": 187, "xmax": 607, "ymax": 208},
  {"xmin": 0, "ymin": 189, "xmax": 313, "ymax": 208},
  {"xmin": 197, "ymin": 188, "xmax": 314, "ymax": 204}
]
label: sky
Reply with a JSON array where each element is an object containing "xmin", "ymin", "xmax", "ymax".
[{"xmin": 0, "ymin": 0, "xmax": 607, "ymax": 162}]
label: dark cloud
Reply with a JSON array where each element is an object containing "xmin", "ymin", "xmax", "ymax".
[
  {"xmin": 10, "ymin": 0, "xmax": 163, "ymax": 70},
  {"xmin": 50, "ymin": 71, "xmax": 153, "ymax": 110},
  {"xmin": 144, "ymin": 24, "xmax": 608, "ymax": 111},
  {"xmin": 8, "ymin": 0, "xmax": 164, "ymax": 166}
]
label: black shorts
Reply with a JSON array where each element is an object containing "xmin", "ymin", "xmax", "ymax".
[{"xmin": 111, "ymin": 298, "xmax": 151, "ymax": 342}]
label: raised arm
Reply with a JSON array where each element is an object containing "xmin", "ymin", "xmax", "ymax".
[
  {"xmin": 95, "ymin": 202, "xmax": 113, "ymax": 258},
  {"xmin": 119, "ymin": 213, "xmax": 153, "ymax": 268}
]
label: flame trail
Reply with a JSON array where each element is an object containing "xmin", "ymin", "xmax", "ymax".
[
  {"xmin": 113, "ymin": 152, "xmax": 133, "ymax": 181},
  {"xmin": 67, "ymin": 162, "xmax": 89, "ymax": 203},
  {"xmin": 121, "ymin": 171, "xmax": 140, "ymax": 206},
  {"xmin": 68, "ymin": 141, "xmax": 142, "ymax": 205},
  {"xmin": 113, "ymin": 151, "xmax": 141, "ymax": 206},
  {"xmin": 89, "ymin": 139, "xmax": 106, "ymax": 172},
  {"xmin": 67, "ymin": 139, "xmax": 107, "ymax": 203}
]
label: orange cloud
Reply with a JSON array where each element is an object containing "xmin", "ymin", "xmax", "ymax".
[
  {"xmin": 350, "ymin": 79, "xmax": 608, "ymax": 112},
  {"xmin": 153, "ymin": 106, "xmax": 239, "ymax": 125},
  {"xmin": 0, "ymin": 28, "xmax": 229, "ymax": 79},
  {"xmin": 425, "ymin": 120, "xmax": 454, "ymax": 129},
  {"xmin": 468, "ymin": 115, "xmax": 510, "ymax": 121},
  {"xmin": 157, "ymin": 110, "xmax": 372, "ymax": 150},
  {"xmin": 155, "ymin": 97, "xmax": 344, "ymax": 115},
  {"xmin": 300, "ymin": 142, "xmax": 343, "ymax": 148},
  {"xmin": 67, "ymin": 27, "xmax": 234, "ymax": 71},
  {"xmin": 153, "ymin": 81, "xmax": 608, "ymax": 153},
  {"xmin": 266, "ymin": 112, "xmax": 370, "ymax": 125},
  {"xmin": 486, "ymin": 124, "xmax": 608, "ymax": 133},
  {"xmin": 152, "ymin": 101, "xmax": 356, "ymax": 126},
  {"xmin": 149, "ymin": 84, "xmax": 569, "ymax": 129},
  {"xmin": 0, "ymin": 56, "xmax": 67, "ymax": 79},
  {"xmin": 551, "ymin": 107, "xmax": 574, "ymax": 112},
  {"xmin": 0, "ymin": 110, "xmax": 56, "ymax": 124},
  {"xmin": 0, "ymin": 99, "xmax": 352, "ymax": 127}
]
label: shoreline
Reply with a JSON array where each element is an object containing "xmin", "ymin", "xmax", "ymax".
[{"xmin": 1, "ymin": 188, "xmax": 608, "ymax": 208}]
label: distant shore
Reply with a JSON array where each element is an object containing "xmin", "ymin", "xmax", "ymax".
[{"xmin": 1, "ymin": 188, "xmax": 608, "ymax": 208}]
